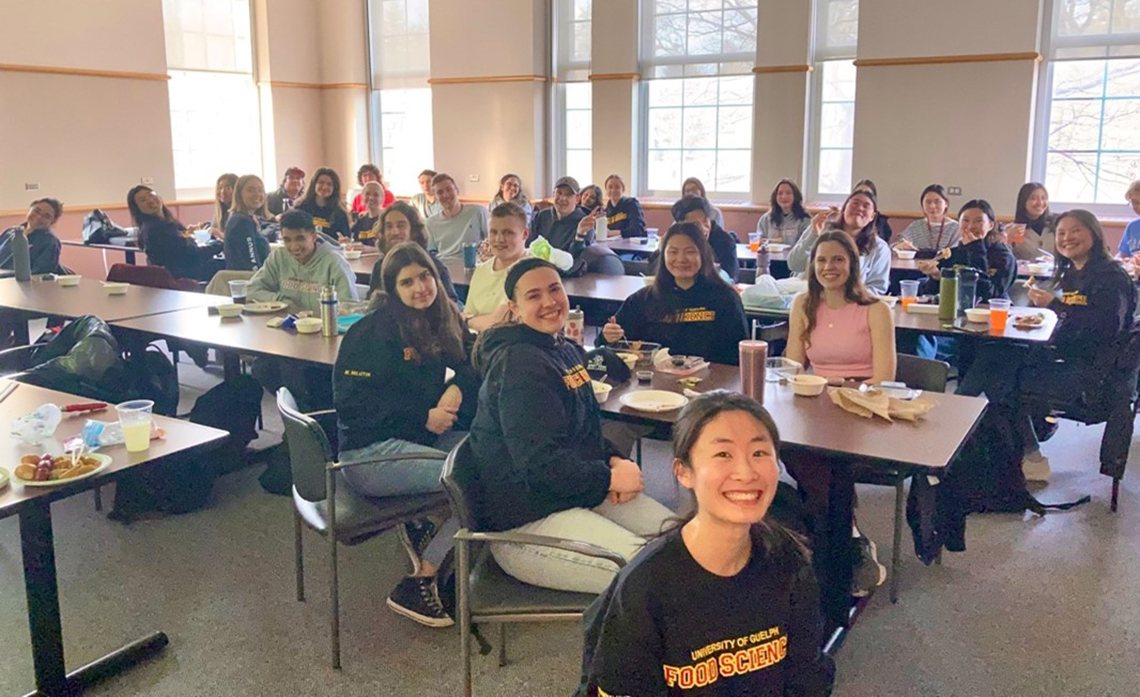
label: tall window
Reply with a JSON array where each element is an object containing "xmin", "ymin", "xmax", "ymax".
[
  {"xmin": 641, "ymin": 0, "xmax": 758, "ymax": 196},
  {"xmin": 162, "ymin": 0, "xmax": 262, "ymax": 197},
  {"xmin": 556, "ymin": 0, "xmax": 593, "ymax": 186},
  {"xmin": 367, "ymin": 0, "xmax": 433, "ymax": 195},
  {"xmin": 1038, "ymin": 0, "xmax": 1140, "ymax": 208},
  {"xmin": 810, "ymin": 0, "xmax": 859, "ymax": 198}
]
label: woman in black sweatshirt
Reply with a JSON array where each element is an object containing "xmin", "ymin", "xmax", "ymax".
[
  {"xmin": 602, "ymin": 222, "xmax": 748, "ymax": 365},
  {"xmin": 296, "ymin": 167, "xmax": 351, "ymax": 242},
  {"xmin": 334, "ymin": 242, "xmax": 479, "ymax": 628},
  {"xmin": 128, "ymin": 185, "xmax": 222, "ymax": 282},
  {"xmin": 469, "ymin": 258, "xmax": 673, "ymax": 594},
  {"xmin": 959, "ymin": 209, "xmax": 1136, "ymax": 481},
  {"xmin": 917, "ymin": 199, "xmax": 1016, "ymax": 303},
  {"xmin": 223, "ymin": 174, "xmax": 272, "ymax": 270},
  {"xmin": 602, "ymin": 174, "xmax": 647, "ymax": 238},
  {"xmin": 580, "ymin": 391, "xmax": 834, "ymax": 697}
]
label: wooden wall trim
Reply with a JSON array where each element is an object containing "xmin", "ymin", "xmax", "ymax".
[
  {"xmin": 752, "ymin": 65, "xmax": 813, "ymax": 75},
  {"xmin": 0, "ymin": 63, "xmax": 170, "ymax": 82},
  {"xmin": 588, "ymin": 73, "xmax": 641, "ymax": 81},
  {"xmin": 853, "ymin": 52, "xmax": 1042, "ymax": 68},
  {"xmin": 427, "ymin": 75, "xmax": 547, "ymax": 85},
  {"xmin": 262, "ymin": 81, "xmax": 368, "ymax": 90},
  {"xmin": 0, "ymin": 199, "xmax": 213, "ymax": 217}
]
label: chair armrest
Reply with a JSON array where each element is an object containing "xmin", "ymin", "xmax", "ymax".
[
  {"xmin": 329, "ymin": 452, "xmax": 448, "ymax": 471},
  {"xmin": 454, "ymin": 529, "xmax": 627, "ymax": 569}
]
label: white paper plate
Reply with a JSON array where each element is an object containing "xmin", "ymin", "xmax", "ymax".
[
  {"xmin": 17, "ymin": 453, "xmax": 111, "ymax": 487},
  {"xmin": 619, "ymin": 390, "xmax": 689, "ymax": 413},
  {"xmin": 242, "ymin": 301, "xmax": 290, "ymax": 314}
]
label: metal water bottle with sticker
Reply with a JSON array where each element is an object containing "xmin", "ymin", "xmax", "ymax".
[
  {"xmin": 565, "ymin": 307, "xmax": 584, "ymax": 345},
  {"xmin": 319, "ymin": 285, "xmax": 338, "ymax": 337}
]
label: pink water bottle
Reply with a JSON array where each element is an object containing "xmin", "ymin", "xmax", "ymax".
[{"xmin": 739, "ymin": 340, "xmax": 768, "ymax": 403}]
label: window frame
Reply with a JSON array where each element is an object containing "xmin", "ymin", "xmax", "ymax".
[
  {"xmin": 1032, "ymin": 0, "xmax": 1140, "ymax": 217},
  {"xmin": 162, "ymin": 0, "xmax": 263, "ymax": 199},
  {"xmin": 806, "ymin": 0, "xmax": 859, "ymax": 204},
  {"xmin": 553, "ymin": 0, "xmax": 593, "ymax": 190},
  {"xmin": 637, "ymin": 0, "xmax": 759, "ymax": 200}
]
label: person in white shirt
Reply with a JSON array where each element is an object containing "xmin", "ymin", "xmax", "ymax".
[
  {"xmin": 410, "ymin": 168, "xmax": 442, "ymax": 221},
  {"xmin": 425, "ymin": 173, "xmax": 488, "ymax": 259},
  {"xmin": 464, "ymin": 202, "xmax": 531, "ymax": 331}
]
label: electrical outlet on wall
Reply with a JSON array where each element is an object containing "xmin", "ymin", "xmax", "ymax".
[
  {"xmin": 947, "ymin": 186, "xmax": 962, "ymax": 196},
  {"xmin": 468, "ymin": 174, "xmax": 479, "ymax": 183},
  {"xmin": 141, "ymin": 176, "xmax": 154, "ymax": 186},
  {"xmin": 24, "ymin": 183, "xmax": 39, "ymax": 191}
]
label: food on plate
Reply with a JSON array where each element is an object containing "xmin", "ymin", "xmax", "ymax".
[
  {"xmin": 14, "ymin": 453, "xmax": 101, "ymax": 482},
  {"xmin": 1012, "ymin": 312, "xmax": 1045, "ymax": 328}
]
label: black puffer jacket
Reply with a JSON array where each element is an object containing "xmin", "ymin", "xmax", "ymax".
[{"xmin": 468, "ymin": 324, "xmax": 616, "ymax": 531}]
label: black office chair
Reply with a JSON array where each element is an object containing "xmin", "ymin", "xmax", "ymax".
[
  {"xmin": 1024, "ymin": 327, "xmax": 1140, "ymax": 512},
  {"xmin": 440, "ymin": 437, "xmax": 627, "ymax": 697},
  {"xmin": 277, "ymin": 388, "xmax": 451, "ymax": 669},
  {"xmin": 853, "ymin": 354, "xmax": 951, "ymax": 603}
]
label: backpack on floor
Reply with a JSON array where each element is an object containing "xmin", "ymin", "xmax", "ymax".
[{"xmin": 111, "ymin": 375, "xmax": 264, "ymax": 520}]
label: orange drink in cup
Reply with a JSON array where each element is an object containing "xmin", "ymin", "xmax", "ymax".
[
  {"xmin": 989, "ymin": 298, "xmax": 1010, "ymax": 334},
  {"xmin": 899, "ymin": 280, "xmax": 920, "ymax": 312},
  {"xmin": 748, "ymin": 232, "xmax": 761, "ymax": 253}
]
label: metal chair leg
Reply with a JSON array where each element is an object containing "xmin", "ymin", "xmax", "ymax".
[
  {"xmin": 498, "ymin": 624, "xmax": 508, "ymax": 667},
  {"xmin": 294, "ymin": 511, "xmax": 305, "ymax": 602},
  {"xmin": 458, "ymin": 539, "xmax": 473, "ymax": 697},
  {"xmin": 93, "ymin": 486, "xmax": 102, "ymax": 512},
  {"xmin": 1112, "ymin": 477, "xmax": 1121, "ymax": 513},
  {"xmin": 635, "ymin": 439, "xmax": 642, "ymax": 466},
  {"xmin": 330, "ymin": 531, "xmax": 340, "ymax": 669},
  {"xmin": 890, "ymin": 478, "xmax": 905, "ymax": 604}
]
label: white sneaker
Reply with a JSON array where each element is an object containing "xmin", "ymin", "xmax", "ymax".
[{"xmin": 1022, "ymin": 452, "xmax": 1051, "ymax": 482}]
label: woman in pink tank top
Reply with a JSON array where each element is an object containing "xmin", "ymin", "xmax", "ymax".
[{"xmin": 786, "ymin": 231, "xmax": 896, "ymax": 383}]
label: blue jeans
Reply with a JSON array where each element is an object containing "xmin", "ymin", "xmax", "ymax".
[{"xmin": 340, "ymin": 432, "xmax": 466, "ymax": 568}]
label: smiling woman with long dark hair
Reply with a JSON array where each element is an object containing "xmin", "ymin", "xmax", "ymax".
[
  {"xmin": 128, "ymin": 185, "xmax": 223, "ymax": 282},
  {"xmin": 787, "ymin": 190, "xmax": 891, "ymax": 295},
  {"xmin": 599, "ymin": 222, "xmax": 748, "ymax": 365}
]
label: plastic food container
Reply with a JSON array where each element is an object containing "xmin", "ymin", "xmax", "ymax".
[
  {"xmin": 103, "ymin": 282, "xmax": 129, "ymax": 295},
  {"xmin": 591, "ymin": 380, "xmax": 613, "ymax": 404},
  {"xmin": 789, "ymin": 374, "xmax": 828, "ymax": 397},
  {"xmin": 56, "ymin": 275, "xmax": 81, "ymax": 287},
  {"xmin": 964, "ymin": 308, "xmax": 990, "ymax": 323},
  {"xmin": 608, "ymin": 340, "xmax": 662, "ymax": 369},
  {"xmin": 217, "ymin": 304, "xmax": 243, "ymax": 318},
  {"xmin": 896, "ymin": 250, "xmax": 917, "ymax": 260},
  {"xmin": 295, "ymin": 317, "xmax": 323, "ymax": 334}
]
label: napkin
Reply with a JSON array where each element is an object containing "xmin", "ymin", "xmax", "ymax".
[{"xmin": 828, "ymin": 387, "xmax": 936, "ymax": 423}]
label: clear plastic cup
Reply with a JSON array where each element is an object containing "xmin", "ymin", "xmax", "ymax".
[
  {"xmin": 748, "ymin": 232, "xmax": 762, "ymax": 253},
  {"xmin": 116, "ymin": 399, "xmax": 154, "ymax": 452},
  {"xmin": 989, "ymin": 298, "xmax": 1011, "ymax": 333},
  {"xmin": 900, "ymin": 279, "xmax": 920, "ymax": 311},
  {"xmin": 228, "ymin": 279, "xmax": 249, "ymax": 302}
]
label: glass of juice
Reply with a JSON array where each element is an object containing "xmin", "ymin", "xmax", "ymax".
[
  {"xmin": 989, "ymin": 298, "xmax": 1011, "ymax": 334},
  {"xmin": 749, "ymin": 232, "xmax": 761, "ymax": 253},
  {"xmin": 899, "ymin": 279, "xmax": 920, "ymax": 312},
  {"xmin": 116, "ymin": 400, "xmax": 155, "ymax": 452}
]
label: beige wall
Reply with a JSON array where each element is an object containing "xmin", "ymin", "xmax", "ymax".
[
  {"xmin": 852, "ymin": 0, "xmax": 1045, "ymax": 215},
  {"xmin": 589, "ymin": 0, "xmax": 640, "ymax": 190},
  {"xmin": 0, "ymin": 0, "xmax": 175, "ymax": 211},
  {"xmin": 428, "ymin": 0, "xmax": 548, "ymax": 199}
]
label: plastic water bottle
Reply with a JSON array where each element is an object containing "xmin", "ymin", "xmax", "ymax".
[
  {"xmin": 12, "ymin": 226, "xmax": 31, "ymax": 281},
  {"xmin": 320, "ymin": 285, "xmax": 338, "ymax": 337}
]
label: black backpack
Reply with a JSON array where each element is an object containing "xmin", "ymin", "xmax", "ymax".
[{"xmin": 111, "ymin": 375, "xmax": 264, "ymax": 521}]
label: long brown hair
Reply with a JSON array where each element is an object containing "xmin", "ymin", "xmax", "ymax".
[
  {"xmin": 231, "ymin": 174, "xmax": 269, "ymax": 219},
  {"xmin": 801, "ymin": 231, "xmax": 877, "ymax": 349},
  {"xmin": 299, "ymin": 167, "xmax": 349, "ymax": 216},
  {"xmin": 829, "ymin": 191, "xmax": 879, "ymax": 255},
  {"xmin": 668, "ymin": 390, "xmax": 809, "ymax": 563},
  {"xmin": 212, "ymin": 173, "xmax": 238, "ymax": 229},
  {"xmin": 371, "ymin": 242, "xmax": 466, "ymax": 364},
  {"xmin": 373, "ymin": 200, "xmax": 429, "ymax": 253},
  {"xmin": 1052, "ymin": 209, "xmax": 1113, "ymax": 284}
]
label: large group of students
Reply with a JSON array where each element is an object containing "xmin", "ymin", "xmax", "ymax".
[{"xmin": 3, "ymin": 162, "xmax": 1139, "ymax": 695}]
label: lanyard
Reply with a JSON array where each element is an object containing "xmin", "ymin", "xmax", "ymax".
[{"xmin": 929, "ymin": 218, "xmax": 946, "ymax": 250}]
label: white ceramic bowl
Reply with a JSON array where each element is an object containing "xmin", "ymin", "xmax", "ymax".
[
  {"xmin": 896, "ymin": 250, "xmax": 917, "ymax": 260},
  {"xmin": 789, "ymin": 374, "xmax": 828, "ymax": 397},
  {"xmin": 295, "ymin": 317, "xmax": 323, "ymax": 334},
  {"xmin": 103, "ymin": 282, "xmax": 129, "ymax": 295},
  {"xmin": 591, "ymin": 380, "xmax": 613, "ymax": 404},
  {"xmin": 965, "ymin": 308, "xmax": 991, "ymax": 323},
  {"xmin": 344, "ymin": 250, "xmax": 363, "ymax": 260},
  {"xmin": 217, "ymin": 303, "xmax": 243, "ymax": 319},
  {"xmin": 56, "ymin": 275, "xmax": 81, "ymax": 287}
]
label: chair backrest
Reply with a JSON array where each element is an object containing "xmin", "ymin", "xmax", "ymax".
[
  {"xmin": 896, "ymin": 354, "xmax": 950, "ymax": 393},
  {"xmin": 204, "ymin": 269, "xmax": 255, "ymax": 296},
  {"xmin": 440, "ymin": 436, "xmax": 481, "ymax": 532},
  {"xmin": 276, "ymin": 387, "xmax": 334, "ymax": 502},
  {"xmin": 106, "ymin": 262, "xmax": 198, "ymax": 292}
]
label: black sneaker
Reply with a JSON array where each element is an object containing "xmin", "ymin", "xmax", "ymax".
[
  {"xmin": 399, "ymin": 516, "xmax": 440, "ymax": 576},
  {"xmin": 386, "ymin": 577, "xmax": 454, "ymax": 628},
  {"xmin": 851, "ymin": 536, "xmax": 887, "ymax": 598}
]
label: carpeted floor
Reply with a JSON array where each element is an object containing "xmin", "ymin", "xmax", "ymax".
[{"xmin": 1, "ymin": 359, "xmax": 1137, "ymax": 696}]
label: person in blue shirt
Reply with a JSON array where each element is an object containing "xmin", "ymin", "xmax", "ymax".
[{"xmin": 1118, "ymin": 180, "xmax": 1140, "ymax": 259}]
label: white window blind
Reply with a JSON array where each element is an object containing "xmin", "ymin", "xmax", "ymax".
[
  {"xmin": 367, "ymin": 0, "xmax": 434, "ymax": 195},
  {"xmin": 1039, "ymin": 0, "xmax": 1140, "ymax": 205},
  {"xmin": 162, "ymin": 0, "xmax": 261, "ymax": 196},
  {"xmin": 641, "ymin": 1, "xmax": 758, "ymax": 196}
]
